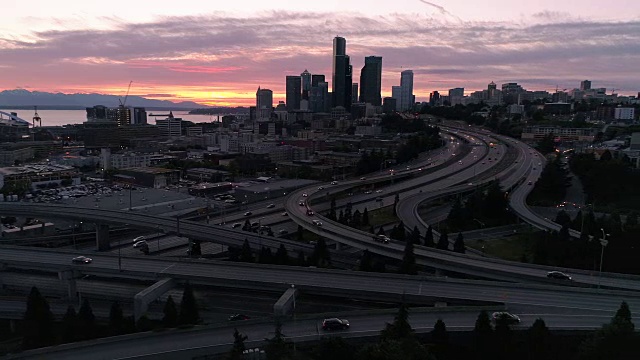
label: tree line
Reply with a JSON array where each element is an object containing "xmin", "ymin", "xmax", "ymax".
[
  {"xmin": 446, "ymin": 181, "xmax": 513, "ymax": 232},
  {"xmin": 17, "ymin": 284, "xmax": 201, "ymax": 351},
  {"xmin": 227, "ymin": 301, "xmax": 638, "ymax": 360}
]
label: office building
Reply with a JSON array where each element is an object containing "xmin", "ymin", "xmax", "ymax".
[
  {"xmin": 311, "ymin": 81, "xmax": 330, "ymax": 113},
  {"xmin": 383, "ymin": 97, "xmax": 397, "ymax": 113},
  {"xmin": 286, "ymin": 76, "xmax": 302, "ymax": 111},
  {"xmin": 400, "ymin": 70, "xmax": 414, "ymax": 111},
  {"xmin": 351, "ymin": 83, "xmax": 359, "ymax": 104},
  {"xmin": 392, "ymin": 86, "xmax": 402, "ymax": 108},
  {"xmin": 430, "ymin": 91, "xmax": 441, "ymax": 105},
  {"xmin": 132, "ymin": 107, "xmax": 147, "ymax": 125},
  {"xmin": 448, "ymin": 88, "xmax": 464, "ymax": 106},
  {"xmin": 312, "ymin": 74, "xmax": 325, "ymax": 87},
  {"xmin": 332, "ymin": 36, "xmax": 352, "ymax": 110},
  {"xmin": 256, "ymin": 87, "xmax": 273, "ymax": 119},
  {"xmin": 301, "ymin": 70, "xmax": 312, "ymax": 100},
  {"xmin": 359, "ymin": 56, "xmax": 383, "ymax": 106},
  {"xmin": 86, "ymin": 105, "xmax": 130, "ymax": 126},
  {"xmin": 156, "ymin": 113, "xmax": 182, "ymax": 137},
  {"xmin": 580, "ymin": 80, "xmax": 592, "ymax": 91},
  {"xmin": 615, "ymin": 107, "xmax": 635, "ymax": 121}
]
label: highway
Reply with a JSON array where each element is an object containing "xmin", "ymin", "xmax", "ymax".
[
  {"xmin": 1, "ymin": 246, "xmax": 640, "ymax": 311},
  {"xmin": 3, "ymin": 306, "xmax": 621, "ymax": 360}
]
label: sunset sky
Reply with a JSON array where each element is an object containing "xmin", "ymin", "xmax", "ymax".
[{"xmin": 1, "ymin": 0, "xmax": 639, "ymax": 106}]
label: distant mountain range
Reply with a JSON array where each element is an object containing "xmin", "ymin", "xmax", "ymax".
[{"xmin": 0, "ymin": 89, "xmax": 207, "ymax": 110}]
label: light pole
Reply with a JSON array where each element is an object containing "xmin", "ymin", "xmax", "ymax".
[
  {"xmin": 291, "ymin": 284, "xmax": 296, "ymax": 354},
  {"xmin": 598, "ymin": 228, "xmax": 609, "ymax": 289}
]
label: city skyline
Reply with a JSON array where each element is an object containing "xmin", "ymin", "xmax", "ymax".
[{"xmin": 0, "ymin": 1, "xmax": 639, "ymax": 106}]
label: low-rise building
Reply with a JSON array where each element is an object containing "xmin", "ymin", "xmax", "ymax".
[
  {"xmin": 521, "ymin": 126, "xmax": 598, "ymax": 142},
  {"xmin": 116, "ymin": 167, "xmax": 180, "ymax": 188},
  {"xmin": 188, "ymin": 182, "xmax": 233, "ymax": 196},
  {"xmin": 0, "ymin": 163, "xmax": 80, "ymax": 191}
]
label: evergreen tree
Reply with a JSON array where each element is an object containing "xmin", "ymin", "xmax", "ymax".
[
  {"xmin": 179, "ymin": 282, "xmax": 200, "ymax": 325},
  {"xmin": 555, "ymin": 210, "xmax": 571, "ymax": 226},
  {"xmin": 338, "ymin": 209, "xmax": 345, "ymax": 224},
  {"xmin": 312, "ymin": 336, "xmax": 355, "ymax": 360},
  {"xmin": 190, "ymin": 239, "xmax": 202, "ymax": 256},
  {"xmin": 352, "ymin": 209, "xmax": 362, "ymax": 226},
  {"xmin": 377, "ymin": 227, "xmax": 386, "ymax": 236},
  {"xmin": 579, "ymin": 301, "xmax": 637, "ymax": 359},
  {"xmin": 297, "ymin": 225, "xmax": 304, "ymax": 241},
  {"xmin": 369, "ymin": 225, "xmax": 375, "ymax": 234},
  {"xmin": 359, "ymin": 249, "xmax": 374, "ymax": 272},
  {"xmin": 410, "ymin": 226, "xmax": 421, "ymax": 244},
  {"xmin": 430, "ymin": 319, "xmax": 449, "ymax": 359},
  {"xmin": 228, "ymin": 328, "xmax": 248, "ymax": 360},
  {"xmin": 437, "ymin": 232, "xmax": 449, "ymax": 250},
  {"xmin": 297, "ymin": 250, "xmax": 306, "ymax": 267},
  {"xmin": 242, "ymin": 219, "xmax": 251, "ymax": 231},
  {"xmin": 274, "ymin": 244, "xmax": 289, "ymax": 265},
  {"xmin": 381, "ymin": 303, "xmax": 414, "ymax": 341},
  {"xmin": 264, "ymin": 321, "xmax": 293, "ymax": 360},
  {"xmin": 424, "ymin": 226, "xmax": 435, "ymax": 247},
  {"xmin": 259, "ymin": 246, "xmax": 274, "ymax": 264},
  {"xmin": 136, "ymin": 314, "xmax": 153, "ymax": 332},
  {"xmin": 239, "ymin": 238, "xmax": 254, "ymax": 263},
  {"xmin": 311, "ymin": 238, "xmax": 331, "ymax": 268},
  {"xmin": 393, "ymin": 193, "xmax": 400, "ymax": 216},
  {"xmin": 329, "ymin": 198, "xmax": 337, "ymax": 221},
  {"xmin": 399, "ymin": 240, "xmax": 417, "ymax": 275},
  {"xmin": 78, "ymin": 298, "xmax": 96, "ymax": 341},
  {"xmin": 529, "ymin": 319, "xmax": 551, "ymax": 360},
  {"xmin": 22, "ymin": 286, "xmax": 55, "ymax": 349},
  {"xmin": 163, "ymin": 295, "xmax": 178, "ymax": 327},
  {"xmin": 453, "ymin": 232, "xmax": 465, "ymax": 253},
  {"xmin": 362, "ymin": 208, "xmax": 370, "ymax": 226},
  {"xmin": 494, "ymin": 312, "xmax": 514, "ymax": 360},
  {"xmin": 60, "ymin": 305, "xmax": 77, "ymax": 344},
  {"xmin": 473, "ymin": 310, "xmax": 494, "ymax": 360},
  {"xmin": 447, "ymin": 197, "xmax": 465, "ymax": 230},
  {"xmin": 395, "ymin": 221, "xmax": 406, "ymax": 241},
  {"xmin": 558, "ymin": 223, "xmax": 571, "ymax": 241},
  {"xmin": 109, "ymin": 301, "xmax": 125, "ymax": 335}
]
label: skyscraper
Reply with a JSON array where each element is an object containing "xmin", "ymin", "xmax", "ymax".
[
  {"xmin": 332, "ymin": 36, "xmax": 352, "ymax": 110},
  {"xmin": 132, "ymin": 107, "xmax": 147, "ymax": 125},
  {"xmin": 301, "ymin": 70, "xmax": 312, "ymax": 100},
  {"xmin": 256, "ymin": 87, "xmax": 273, "ymax": 119},
  {"xmin": 351, "ymin": 83, "xmax": 359, "ymax": 103},
  {"xmin": 392, "ymin": 86, "xmax": 402, "ymax": 109},
  {"xmin": 286, "ymin": 75, "xmax": 302, "ymax": 111},
  {"xmin": 312, "ymin": 74, "xmax": 325, "ymax": 87},
  {"xmin": 359, "ymin": 56, "xmax": 383, "ymax": 106},
  {"xmin": 580, "ymin": 80, "xmax": 592, "ymax": 91},
  {"xmin": 311, "ymin": 81, "xmax": 329, "ymax": 113},
  {"xmin": 400, "ymin": 70, "xmax": 414, "ymax": 111}
]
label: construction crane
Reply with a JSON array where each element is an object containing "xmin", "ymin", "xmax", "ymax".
[{"xmin": 118, "ymin": 81, "xmax": 133, "ymax": 106}]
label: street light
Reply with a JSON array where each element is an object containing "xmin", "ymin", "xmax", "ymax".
[
  {"xmin": 598, "ymin": 228, "xmax": 610, "ymax": 289},
  {"xmin": 291, "ymin": 284, "xmax": 296, "ymax": 354}
]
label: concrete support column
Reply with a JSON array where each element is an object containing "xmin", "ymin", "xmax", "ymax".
[
  {"xmin": 335, "ymin": 242, "xmax": 342, "ymax": 251},
  {"xmin": 96, "ymin": 223, "xmax": 110, "ymax": 251},
  {"xmin": 58, "ymin": 270, "xmax": 78, "ymax": 301}
]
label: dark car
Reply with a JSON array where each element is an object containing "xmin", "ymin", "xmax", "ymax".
[
  {"xmin": 228, "ymin": 314, "xmax": 250, "ymax": 321},
  {"xmin": 322, "ymin": 318, "xmax": 350, "ymax": 331},
  {"xmin": 71, "ymin": 255, "xmax": 92, "ymax": 264},
  {"xmin": 492, "ymin": 312, "xmax": 520, "ymax": 325},
  {"xmin": 244, "ymin": 211, "xmax": 252, "ymax": 216},
  {"xmin": 547, "ymin": 271, "xmax": 572, "ymax": 280}
]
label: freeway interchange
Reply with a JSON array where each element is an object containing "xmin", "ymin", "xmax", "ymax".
[{"xmin": 2, "ymin": 125, "xmax": 640, "ymax": 358}]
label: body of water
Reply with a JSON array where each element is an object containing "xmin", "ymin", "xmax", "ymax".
[{"xmin": 1, "ymin": 109, "xmax": 224, "ymax": 127}]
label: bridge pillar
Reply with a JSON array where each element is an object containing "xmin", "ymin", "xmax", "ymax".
[
  {"xmin": 274, "ymin": 287, "xmax": 297, "ymax": 318},
  {"xmin": 96, "ymin": 223, "xmax": 110, "ymax": 251},
  {"xmin": 134, "ymin": 278, "xmax": 175, "ymax": 321},
  {"xmin": 58, "ymin": 270, "xmax": 78, "ymax": 301},
  {"xmin": 335, "ymin": 242, "xmax": 342, "ymax": 251}
]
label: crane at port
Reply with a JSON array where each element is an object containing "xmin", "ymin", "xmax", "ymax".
[{"xmin": 118, "ymin": 81, "xmax": 133, "ymax": 107}]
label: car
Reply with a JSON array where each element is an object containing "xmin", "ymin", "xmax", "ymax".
[
  {"xmin": 547, "ymin": 271, "xmax": 572, "ymax": 280},
  {"xmin": 232, "ymin": 223, "xmax": 242, "ymax": 228},
  {"xmin": 331, "ymin": 181, "xmax": 338, "ymax": 185},
  {"xmin": 318, "ymin": 186, "xmax": 324, "ymax": 190},
  {"xmin": 312, "ymin": 220, "xmax": 323, "ymax": 226},
  {"xmin": 364, "ymin": 190, "xmax": 372, "ymax": 194},
  {"xmin": 72, "ymin": 256, "xmax": 92, "ymax": 264},
  {"xmin": 282, "ymin": 212, "xmax": 289, "ymax": 216},
  {"xmin": 132, "ymin": 236, "xmax": 145, "ymax": 243},
  {"xmin": 299, "ymin": 201, "xmax": 305, "ymax": 206},
  {"xmin": 278, "ymin": 229, "xmax": 289, "ymax": 235},
  {"xmin": 244, "ymin": 211, "xmax": 252, "ymax": 216},
  {"xmin": 376, "ymin": 235, "xmax": 391, "ymax": 243},
  {"xmin": 322, "ymin": 318, "xmax": 350, "ymax": 331},
  {"xmin": 527, "ymin": 181, "xmax": 532, "ymax": 185},
  {"xmin": 302, "ymin": 193, "xmax": 308, "ymax": 197},
  {"xmin": 267, "ymin": 204, "xmax": 275, "ymax": 208},
  {"xmin": 375, "ymin": 190, "xmax": 383, "ymax": 193},
  {"xmin": 492, "ymin": 312, "xmax": 521, "ymax": 324},
  {"xmin": 360, "ymin": 177, "xmax": 367, "ymax": 180},
  {"xmin": 228, "ymin": 314, "xmax": 250, "ymax": 321},
  {"xmin": 306, "ymin": 209, "xmax": 315, "ymax": 216},
  {"xmin": 133, "ymin": 240, "xmax": 148, "ymax": 248}
]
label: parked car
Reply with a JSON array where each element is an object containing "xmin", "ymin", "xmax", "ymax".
[
  {"xmin": 492, "ymin": 312, "xmax": 520, "ymax": 324},
  {"xmin": 547, "ymin": 271, "xmax": 572, "ymax": 281},
  {"xmin": 267, "ymin": 204, "xmax": 275, "ymax": 208},
  {"xmin": 322, "ymin": 318, "xmax": 350, "ymax": 331},
  {"xmin": 72, "ymin": 256, "xmax": 92, "ymax": 264}
]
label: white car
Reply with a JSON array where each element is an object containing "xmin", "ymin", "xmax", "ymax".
[
  {"xmin": 331, "ymin": 181, "xmax": 338, "ymax": 185},
  {"xmin": 376, "ymin": 235, "xmax": 391, "ymax": 244},
  {"xmin": 133, "ymin": 240, "xmax": 148, "ymax": 248},
  {"xmin": 312, "ymin": 220, "xmax": 323, "ymax": 226}
]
